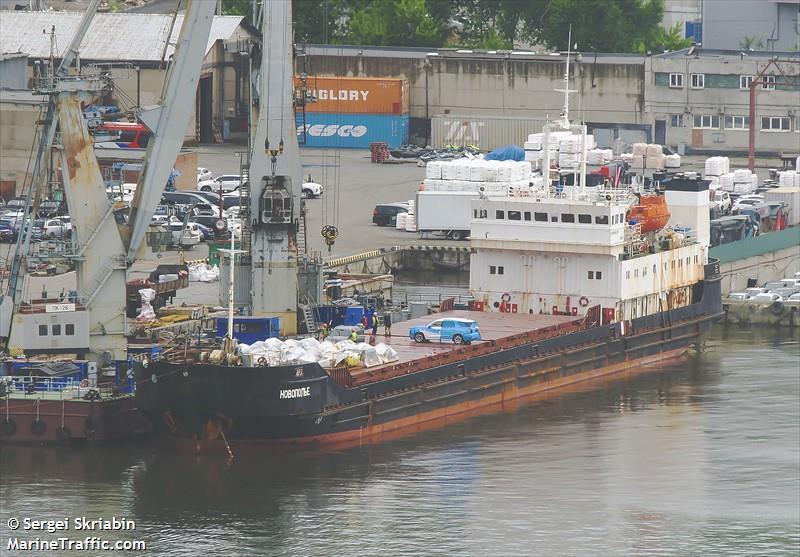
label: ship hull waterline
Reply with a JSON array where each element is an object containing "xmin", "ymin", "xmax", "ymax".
[{"xmin": 135, "ymin": 267, "xmax": 722, "ymax": 454}]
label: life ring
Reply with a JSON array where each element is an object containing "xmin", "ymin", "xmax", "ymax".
[
  {"xmin": 501, "ymin": 293, "xmax": 512, "ymax": 303},
  {"xmin": 770, "ymin": 301, "xmax": 784, "ymax": 315},
  {"xmin": 579, "ymin": 296, "xmax": 589, "ymax": 307},
  {"xmin": 1, "ymin": 418, "xmax": 16, "ymax": 437},
  {"xmin": 31, "ymin": 419, "xmax": 46, "ymax": 436},
  {"xmin": 80, "ymin": 379, "xmax": 89, "ymax": 388},
  {"xmin": 84, "ymin": 416, "xmax": 98, "ymax": 438},
  {"xmin": 55, "ymin": 426, "xmax": 71, "ymax": 442},
  {"xmin": 256, "ymin": 356, "xmax": 268, "ymax": 367}
]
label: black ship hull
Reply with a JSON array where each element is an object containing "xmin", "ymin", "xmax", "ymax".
[{"xmin": 134, "ymin": 263, "xmax": 723, "ymax": 451}]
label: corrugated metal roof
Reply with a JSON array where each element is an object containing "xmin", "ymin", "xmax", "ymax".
[{"xmin": 0, "ymin": 12, "xmax": 247, "ymax": 62}]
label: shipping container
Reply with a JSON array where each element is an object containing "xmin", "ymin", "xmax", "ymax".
[
  {"xmin": 298, "ymin": 113, "xmax": 409, "ymax": 149},
  {"xmin": 296, "ymin": 76, "xmax": 409, "ymax": 114},
  {"xmin": 431, "ymin": 114, "xmax": 546, "ymax": 151}
]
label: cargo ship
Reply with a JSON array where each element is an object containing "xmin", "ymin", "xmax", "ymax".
[{"xmin": 134, "ymin": 167, "xmax": 723, "ymax": 452}]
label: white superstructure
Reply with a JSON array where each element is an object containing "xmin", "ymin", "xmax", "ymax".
[{"xmin": 469, "ymin": 175, "xmax": 709, "ymax": 324}]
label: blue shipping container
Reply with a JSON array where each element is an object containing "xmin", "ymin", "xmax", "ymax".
[{"xmin": 298, "ymin": 113, "xmax": 409, "ymax": 149}]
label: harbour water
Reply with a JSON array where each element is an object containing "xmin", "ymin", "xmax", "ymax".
[{"xmin": 1, "ymin": 327, "xmax": 798, "ymax": 556}]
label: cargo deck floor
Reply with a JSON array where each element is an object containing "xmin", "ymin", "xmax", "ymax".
[{"xmin": 352, "ymin": 310, "xmax": 577, "ymax": 378}]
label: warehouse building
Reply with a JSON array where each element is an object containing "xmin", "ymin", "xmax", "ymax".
[
  {"xmin": 0, "ymin": 11, "xmax": 255, "ymax": 143},
  {"xmin": 299, "ymin": 45, "xmax": 649, "ymax": 150},
  {"xmin": 644, "ymin": 48, "xmax": 800, "ymax": 154}
]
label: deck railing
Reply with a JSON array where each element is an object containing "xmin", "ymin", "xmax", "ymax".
[{"xmin": 0, "ymin": 376, "xmax": 132, "ymax": 399}]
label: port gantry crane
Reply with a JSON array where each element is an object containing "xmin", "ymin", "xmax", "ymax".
[{"xmin": 0, "ymin": 0, "xmax": 215, "ymax": 366}]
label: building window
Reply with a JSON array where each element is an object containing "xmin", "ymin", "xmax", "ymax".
[
  {"xmin": 762, "ymin": 75, "xmax": 775, "ymax": 90},
  {"xmin": 693, "ymin": 114, "xmax": 720, "ymax": 129},
  {"xmin": 524, "ymin": 211, "xmax": 531, "ymax": 221},
  {"xmin": 588, "ymin": 271, "xmax": 594, "ymax": 279},
  {"xmin": 489, "ymin": 266, "xmax": 496, "ymax": 275},
  {"xmin": 595, "ymin": 215, "xmax": 608, "ymax": 224},
  {"xmin": 508, "ymin": 210, "xmax": 521, "ymax": 221},
  {"xmin": 761, "ymin": 116, "xmax": 790, "ymax": 131},
  {"xmin": 694, "ymin": 255, "xmax": 698, "ymax": 264},
  {"xmin": 495, "ymin": 210, "xmax": 505, "ymax": 219},
  {"xmin": 690, "ymin": 73, "xmax": 705, "ymax": 89},
  {"xmin": 478, "ymin": 209, "xmax": 488, "ymax": 218},
  {"xmin": 596, "ymin": 271, "xmax": 602, "ymax": 280},
  {"xmin": 635, "ymin": 269, "xmax": 639, "ymax": 278},
  {"xmin": 52, "ymin": 324, "xmax": 61, "ymax": 336},
  {"xmin": 669, "ymin": 73, "xmax": 683, "ymax": 88},
  {"xmin": 38, "ymin": 325, "xmax": 47, "ymax": 336},
  {"xmin": 724, "ymin": 115, "xmax": 749, "ymax": 130},
  {"xmin": 561, "ymin": 213, "xmax": 575, "ymax": 223},
  {"xmin": 498, "ymin": 266, "xmax": 504, "ymax": 275},
  {"xmin": 626, "ymin": 270, "xmax": 630, "ymax": 279},
  {"xmin": 578, "ymin": 214, "xmax": 592, "ymax": 224},
  {"xmin": 740, "ymin": 75, "xmax": 753, "ymax": 90},
  {"xmin": 670, "ymin": 114, "xmax": 683, "ymax": 127},
  {"xmin": 534, "ymin": 212, "xmax": 547, "ymax": 222},
  {"xmin": 551, "ymin": 215, "xmax": 558, "ymax": 222}
]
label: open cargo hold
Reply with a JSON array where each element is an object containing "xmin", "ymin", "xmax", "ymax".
[
  {"xmin": 431, "ymin": 114, "xmax": 547, "ymax": 151},
  {"xmin": 298, "ymin": 112, "xmax": 409, "ymax": 149},
  {"xmin": 296, "ymin": 76, "xmax": 409, "ymax": 114}
]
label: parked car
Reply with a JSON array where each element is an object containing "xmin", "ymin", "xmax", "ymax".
[
  {"xmin": 222, "ymin": 193, "xmax": 249, "ymax": 211},
  {"xmin": 161, "ymin": 218, "xmax": 201, "ymax": 248},
  {"xmin": 712, "ymin": 190, "xmax": 731, "ymax": 215},
  {"xmin": 192, "ymin": 190, "xmax": 222, "ymax": 206},
  {"xmin": 744, "ymin": 287, "xmax": 768, "ymax": 298},
  {"xmin": 732, "ymin": 195, "xmax": 764, "ymax": 214},
  {"xmin": 162, "ymin": 191, "xmax": 220, "ymax": 217},
  {"xmin": 32, "ymin": 218, "xmax": 71, "ymax": 240},
  {"xmin": 725, "ymin": 292, "xmax": 751, "ymax": 301},
  {"xmin": 373, "ymin": 203, "xmax": 409, "ymax": 226},
  {"xmin": 0, "ymin": 212, "xmax": 25, "ymax": 241},
  {"xmin": 409, "ymin": 317, "xmax": 481, "ymax": 345},
  {"xmin": 302, "ymin": 180, "xmax": 324, "ymax": 199},
  {"xmin": 787, "ymin": 293, "xmax": 800, "ymax": 302},
  {"xmin": 190, "ymin": 215, "xmax": 227, "ymax": 236},
  {"xmin": 197, "ymin": 167, "xmax": 213, "ymax": 183},
  {"xmin": 750, "ymin": 292, "xmax": 783, "ymax": 303},
  {"xmin": 197, "ymin": 174, "xmax": 241, "ymax": 193}
]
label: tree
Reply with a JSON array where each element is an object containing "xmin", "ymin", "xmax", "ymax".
[
  {"xmin": 643, "ymin": 22, "xmax": 694, "ymax": 53},
  {"xmin": 525, "ymin": 0, "xmax": 665, "ymax": 52},
  {"xmin": 341, "ymin": 0, "xmax": 450, "ymax": 47},
  {"xmin": 738, "ymin": 35, "xmax": 765, "ymax": 50}
]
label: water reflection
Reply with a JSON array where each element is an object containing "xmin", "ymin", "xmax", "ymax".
[{"xmin": 1, "ymin": 328, "xmax": 797, "ymax": 556}]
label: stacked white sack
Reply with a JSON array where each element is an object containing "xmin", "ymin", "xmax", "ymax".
[
  {"xmin": 778, "ymin": 171, "xmax": 800, "ymax": 187},
  {"xmin": 704, "ymin": 156, "xmax": 730, "ymax": 177},
  {"xmin": 665, "ymin": 154, "xmax": 681, "ymax": 168},
  {"xmin": 425, "ymin": 160, "xmax": 443, "ymax": 179},
  {"xmin": 718, "ymin": 172, "xmax": 735, "ymax": 191}
]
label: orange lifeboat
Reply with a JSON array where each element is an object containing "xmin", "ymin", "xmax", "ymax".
[{"xmin": 627, "ymin": 194, "xmax": 670, "ymax": 233}]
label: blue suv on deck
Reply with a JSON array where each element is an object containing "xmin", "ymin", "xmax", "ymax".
[{"xmin": 409, "ymin": 317, "xmax": 481, "ymax": 345}]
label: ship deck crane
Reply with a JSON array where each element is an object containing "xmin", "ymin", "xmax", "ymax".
[{"xmin": 1, "ymin": 0, "xmax": 215, "ymax": 365}]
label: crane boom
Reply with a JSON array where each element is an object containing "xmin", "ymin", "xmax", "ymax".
[{"xmin": 126, "ymin": 0, "xmax": 216, "ymax": 262}]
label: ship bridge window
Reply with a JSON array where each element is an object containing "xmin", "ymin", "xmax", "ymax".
[
  {"xmin": 643, "ymin": 267, "xmax": 648, "ymax": 277},
  {"xmin": 626, "ymin": 270, "xmax": 631, "ymax": 279},
  {"xmin": 508, "ymin": 211, "xmax": 521, "ymax": 221},
  {"xmin": 534, "ymin": 212, "xmax": 548, "ymax": 222},
  {"xmin": 653, "ymin": 264, "xmax": 657, "ymax": 274},
  {"xmin": 578, "ymin": 214, "xmax": 592, "ymax": 224},
  {"xmin": 596, "ymin": 271, "xmax": 602, "ymax": 279},
  {"xmin": 66, "ymin": 324, "xmax": 75, "ymax": 336},
  {"xmin": 490, "ymin": 265, "xmax": 496, "ymax": 274},
  {"xmin": 495, "ymin": 210, "xmax": 505, "ymax": 219},
  {"xmin": 561, "ymin": 213, "xmax": 575, "ymax": 223},
  {"xmin": 52, "ymin": 324, "xmax": 61, "ymax": 336},
  {"xmin": 38, "ymin": 325, "xmax": 47, "ymax": 336},
  {"xmin": 588, "ymin": 271, "xmax": 594, "ymax": 279},
  {"xmin": 524, "ymin": 211, "xmax": 531, "ymax": 221},
  {"xmin": 498, "ymin": 266, "xmax": 504, "ymax": 275},
  {"xmin": 595, "ymin": 215, "xmax": 608, "ymax": 224},
  {"xmin": 612, "ymin": 214, "xmax": 617, "ymax": 224},
  {"xmin": 619, "ymin": 213, "xmax": 624, "ymax": 223},
  {"xmin": 551, "ymin": 215, "xmax": 558, "ymax": 222},
  {"xmin": 694, "ymin": 255, "xmax": 698, "ymax": 264}
]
